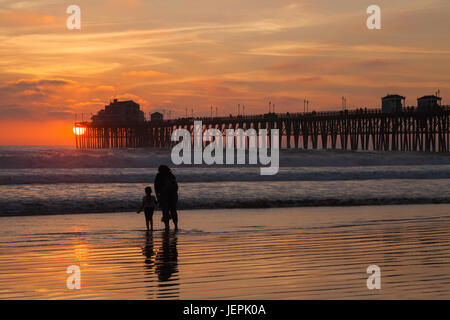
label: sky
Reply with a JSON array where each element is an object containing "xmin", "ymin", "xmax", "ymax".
[{"xmin": 0, "ymin": 0, "xmax": 449, "ymax": 145}]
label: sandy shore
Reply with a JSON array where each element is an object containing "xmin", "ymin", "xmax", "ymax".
[{"xmin": 1, "ymin": 204, "xmax": 450, "ymax": 299}]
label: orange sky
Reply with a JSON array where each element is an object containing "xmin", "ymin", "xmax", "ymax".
[{"xmin": 1, "ymin": 0, "xmax": 450, "ymax": 145}]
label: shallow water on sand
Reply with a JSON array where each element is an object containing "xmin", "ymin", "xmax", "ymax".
[{"xmin": 1, "ymin": 204, "xmax": 450, "ymax": 299}]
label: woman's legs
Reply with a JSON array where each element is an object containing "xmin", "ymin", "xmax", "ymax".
[
  {"xmin": 169, "ymin": 207, "xmax": 178, "ymax": 229},
  {"xmin": 161, "ymin": 202, "xmax": 170, "ymax": 229},
  {"xmin": 169, "ymin": 195, "xmax": 178, "ymax": 230},
  {"xmin": 161, "ymin": 195, "xmax": 178, "ymax": 230}
]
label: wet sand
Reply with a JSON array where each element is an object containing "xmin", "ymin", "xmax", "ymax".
[{"xmin": 1, "ymin": 204, "xmax": 450, "ymax": 299}]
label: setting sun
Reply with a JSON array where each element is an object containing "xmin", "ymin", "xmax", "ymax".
[{"xmin": 73, "ymin": 126, "xmax": 86, "ymax": 136}]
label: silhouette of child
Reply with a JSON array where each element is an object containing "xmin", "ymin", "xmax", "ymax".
[{"xmin": 137, "ymin": 187, "xmax": 157, "ymax": 231}]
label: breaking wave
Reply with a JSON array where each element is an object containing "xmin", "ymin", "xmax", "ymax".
[
  {"xmin": 1, "ymin": 179, "xmax": 449, "ymax": 216},
  {"xmin": 0, "ymin": 146, "xmax": 449, "ymax": 216}
]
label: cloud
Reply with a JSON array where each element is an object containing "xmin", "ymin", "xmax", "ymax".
[
  {"xmin": 0, "ymin": 78, "xmax": 74, "ymax": 96},
  {"xmin": 122, "ymin": 70, "xmax": 172, "ymax": 78},
  {"xmin": 0, "ymin": 103, "xmax": 74, "ymax": 121},
  {"xmin": 244, "ymin": 42, "xmax": 450, "ymax": 57},
  {"xmin": 113, "ymin": 93, "xmax": 148, "ymax": 108},
  {"xmin": 0, "ymin": 0, "xmax": 58, "ymax": 10},
  {"xmin": 1, "ymin": 0, "xmax": 450, "ymax": 122},
  {"xmin": 95, "ymin": 85, "xmax": 116, "ymax": 92},
  {"xmin": 0, "ymin": 10, "xmax": 55, "ymax": 27},
  {"xmin": 0, "ymin": 104, "xmax": 29, "ymax": 119},
  {"xmin": 351, "ymin": 45, "xmax": 450, "ymax": 55},
  {"xmin": 243, "ymin": 42, "xmax": 338, "ymax": 57},
  {"xmin": 108, "ymin": 0, "xmax": 144, "ymax": 9},
  {"xmin": 0, "ymin": 78, "xmax": 130, "ymax": 121},
  {"xmin": 2, "ymin": 78, "xmax": 73, "ymax": 87}
]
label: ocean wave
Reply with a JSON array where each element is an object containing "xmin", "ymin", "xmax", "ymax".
[
  {"xmin": 1, "ymin": 147, "xmax": 449, "ymax": 216},
  {"xmin": 1, "ymin": 179, "xmax": 448, "ymax": 216},
  {"xmin": 0, "ymin": 146, "xmax": 449, "ymax": 169},
  {"xmin": 1, "ymin": 166, "xmax": 450, "ymax": 185},
  {"xmin": 0, "ymin": 146, "xmax": 173, "ymax": 169}
]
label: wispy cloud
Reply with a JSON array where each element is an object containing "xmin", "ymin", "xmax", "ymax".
[{"xmin": 244, "ymin": 42, "xmax": 450, "ymax": 57}]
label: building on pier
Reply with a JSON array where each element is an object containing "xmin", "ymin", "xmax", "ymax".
[
  {"xmin": 382, "ymin": 94, "xmax": 405, "ymax": 113},
  {"xmin": 418, "ymin": 95, "xmax": 442, "ymax": 112},
  {"xmin": 150, "ymin": 112, "xmax": 164, "ymax": 122},
  {"xmin": 91, "ymin": 99, "xmax": 145, "ymax": 125}
]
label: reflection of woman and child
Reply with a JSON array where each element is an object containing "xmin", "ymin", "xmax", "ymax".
[
  {"xmin": 141, "ymin": 227, "xmax": 179, "ymax": 296},
  {"xmin": 137, "ymin": 165, "xmax": 179, "ymax": 231}
]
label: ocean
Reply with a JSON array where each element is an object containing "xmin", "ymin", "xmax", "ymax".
[{"xmin": 0, "ymin": 146, "xmax": 449, "ymax": 216}]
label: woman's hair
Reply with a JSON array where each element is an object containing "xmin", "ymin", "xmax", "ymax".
[
  {"xmin": 145, "ymin": 186, "xmax": 152, "ymax": 194},
  {"xmin": 158, "ymin": 165, "xmax": 171, "ymax": 175}
]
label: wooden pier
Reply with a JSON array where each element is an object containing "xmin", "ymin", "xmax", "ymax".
[{"xmin": 74, "ymin": 107, "xmax": 450, "ymax": 152}]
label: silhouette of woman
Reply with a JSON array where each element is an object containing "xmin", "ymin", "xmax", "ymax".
[{"xmin": 154, "ymin": 165, "xmax": 179, "ymax": 230}]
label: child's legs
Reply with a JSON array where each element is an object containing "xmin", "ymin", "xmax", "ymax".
[{"xmin": 144, "ymin": 208, "xmax": 154, "ymax": 230}]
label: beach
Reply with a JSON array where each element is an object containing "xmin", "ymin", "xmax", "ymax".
[{"xmin": 1, "ymin": 204, "xmax": 450, "ymax": 299}]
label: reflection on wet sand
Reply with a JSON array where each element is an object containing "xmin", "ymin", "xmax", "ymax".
[
  {"xmin": 2, "ymin": 206, "xmax": 450, "ymax": 299},
  {"xmin": 142, "ymin": 231, "xmax": 154, "ymax": 270},
  {"xmin": 142, "ymin": 230, "xmax": 179, "ymax": 299}
]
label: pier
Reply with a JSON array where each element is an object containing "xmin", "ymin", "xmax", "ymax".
[{"xmin": 74, "ymin": 106, "xmax": 450, "ymax": 152}]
